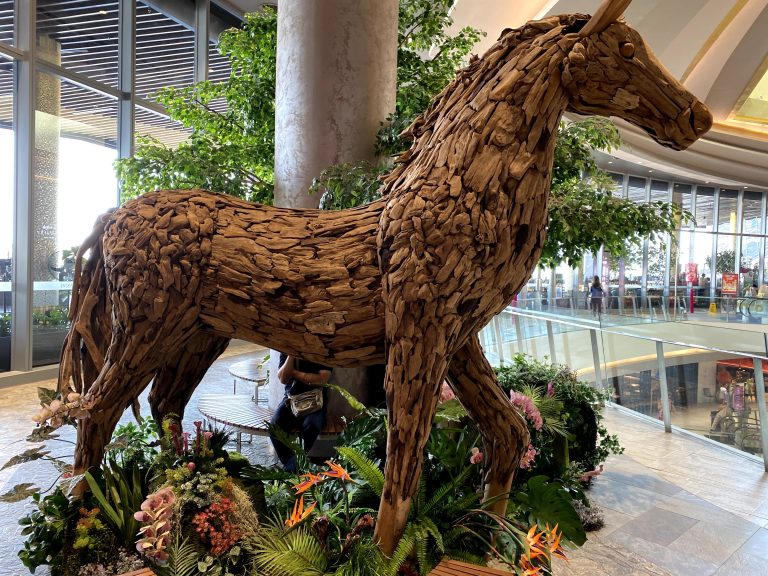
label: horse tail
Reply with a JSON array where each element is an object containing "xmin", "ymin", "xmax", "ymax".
[{"xmin": 58, "ymin": 212, "xmax": 113, "ymax": 398}]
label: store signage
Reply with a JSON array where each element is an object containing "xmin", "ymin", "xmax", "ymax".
[
  {"xmin": 722, "ymin": 273, "xmax": 739, "ymax": 295},
  {"xmin": 685, "ymin": 263, "xmax": 698, "ymax": 283}
]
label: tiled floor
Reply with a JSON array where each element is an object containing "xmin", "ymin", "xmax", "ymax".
[
  {"xmin": 556, "ymin": 407, "xmax": 768, "ymax": 575},
  {"xmin": 3, "ymin": 347, "xmax": 768, "ymax": 575}
]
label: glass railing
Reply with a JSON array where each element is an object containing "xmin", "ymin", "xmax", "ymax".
[{"xmin": 479, "ymin": 302, "xmax": 768, "ymax": 467}]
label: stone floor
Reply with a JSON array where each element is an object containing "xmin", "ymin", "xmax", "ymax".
[
  {"xmin": 2, "ymin": 343, "xmax": 768, "ymax": 575},
  {"xmin": 555, "ymin": 408, "xmax": 768, "ymax": 576}
]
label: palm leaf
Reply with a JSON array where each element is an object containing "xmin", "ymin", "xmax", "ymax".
[
  {"xmin": 251, "ymin": 523, "xmax": 327, "ymax": 576},
  {"xmin": 335, "ymin": 446, "xmax": 384, "ymax": 497},
  {"xmin": 154, "ymin": 536, "xmax": 199, "ymax": 576}
]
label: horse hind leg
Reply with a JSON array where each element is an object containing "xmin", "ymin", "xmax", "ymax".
[
  {"xmin": 148, "ymin": 330, "xmax": 231, "ymax": 424},
  {"xmin": 73, "ymin": 334, "xmax": 159, "ymax": 474},
  {"xmin": 447, "ymin": 334, "xmax": 529, "ymax": 515}
]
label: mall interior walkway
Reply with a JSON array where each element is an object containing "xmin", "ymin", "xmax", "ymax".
[{"xmin": 2, "ymin": 343, "xmax": 768, "ymax": 575}]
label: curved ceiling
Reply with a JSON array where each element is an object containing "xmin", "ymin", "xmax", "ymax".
[
  {"xmin": 227, "ymin": 0, "xmax": 768, "ymax": 188},
  {"xmin": 450, "ymin": 0, "xmax": 768, "ymax": 188}
]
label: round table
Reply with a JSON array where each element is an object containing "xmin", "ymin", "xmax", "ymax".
[{"xmin": 228, "ymin": 358, "xmax": 269, "ymax": 403}]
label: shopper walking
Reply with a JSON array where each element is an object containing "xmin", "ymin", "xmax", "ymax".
[{"xmin": 590, "ymin": 275, "xmax": 605, "ymax": 317}]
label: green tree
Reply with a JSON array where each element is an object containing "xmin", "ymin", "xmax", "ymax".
[{"xmin": 116, "ymin": 9, "xmax": 277, "ymax": 203}]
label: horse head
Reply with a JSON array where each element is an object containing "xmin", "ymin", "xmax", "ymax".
[{"xmin": 561, "ymin": 0, "xmax": 712, "ymax": 150}]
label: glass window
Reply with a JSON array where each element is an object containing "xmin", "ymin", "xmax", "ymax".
[
  {"xmin": 135, "ymin": 105, "xmax": 190, "ymax": 149},
  {"xmin": 714, "ymin": 234, "xmax": 738, "ymax": 293},
  {"xmin": 37, "ymin": 1, "xmax": 120, "ymax": 88},
  {"xmin": 0, "ymin": 55, "xmax": 12, "ymax": 372},
  {"xmin": 718, "ymin": 189, "xmax": 738, "ymax": 233},
  {"xmin": 694, "ymin": 187, "xmax": 715, "ymax": 231},
  {"xmin": 741, "ymin": 235, "xmax": 761, "ymax": 286},
  {"xmin": 742, "ymin": 191, "xmax": 762, "ymax": 235},
  {"xmin": 650, "ymin": 180, "xmax": 669, "ymax": 202},
  {"xmin": 32, "ymin": 73, "xmax": 118, "ymax": 367},
  {"xmin": 692, "ymin": 231, "xmax": 713, "ymax": 279},
  {"xmin": 608, "ymin": 172, "xmax": 624, "ymax": 198},
  {"xmin": 0, "ymin": 0, "xmax": 13, "ymax": 46},
  {"xmin": 647, "ymin": 236, "xmax": 667, "ymax": 291},
  {"xmin": 136, "ymin": 2, "xmax": 195, "ymax": 101},
  {"xmin": 627, "ymin": 176, "xmax": 646, "ymax": 204},
  {"xmin": 673, "ymin": 183, "xmax": 693, "ymax": 228}
]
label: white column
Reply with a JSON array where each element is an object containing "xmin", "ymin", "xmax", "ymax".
[
  {"xmin": 274, "ymin": 0, "xmax": 398, "ymax": 208},
  {"xmin": 270, "ymin": 0, "xmax": 399, "ymax": 413}
]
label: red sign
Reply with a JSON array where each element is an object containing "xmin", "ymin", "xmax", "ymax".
[
  {"xmin": 722, "ymin": 273, "xmax": 739, "ymax": 295},
  {"xmin": 685, "ymin": 263, "xmax": 698, "ymax": 283}
]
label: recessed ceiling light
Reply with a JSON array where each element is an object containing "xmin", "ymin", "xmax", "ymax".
[
  {"xmin": 705, "ymin": 181, "xmax": 709, "ymax": 183},
  {"xmin": 648, "ymin": 169, "xmax": 652, "ymax": 173},
  {"xmin": 608, "ymin": 161, "xmax": 613, "ymax": 164},
  {"xmin": 99, "ymin": 10, "xmax": 107, "ymax": 15}
]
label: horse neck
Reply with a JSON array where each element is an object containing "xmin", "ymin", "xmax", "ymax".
[{"xmin": 382, "ymin": 30, "xmax": 572, "ymax": 217}]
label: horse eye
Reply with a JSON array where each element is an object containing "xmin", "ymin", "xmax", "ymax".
[{"xmin": 620, "ymin": 42, "xmax": 635, "ymax": 59}]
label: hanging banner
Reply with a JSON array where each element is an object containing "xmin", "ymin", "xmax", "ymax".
[
  {"xmin": 685, "ymin": 263, "xmax": 698, "ymax": 283},
  {"xmin": 722, "ymin": 273, "xmax": 739, "ymax": 296}
]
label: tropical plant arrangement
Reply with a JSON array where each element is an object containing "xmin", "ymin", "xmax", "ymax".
[{"xmin": 12, "ymin": 384, "xmax": 590, "ymax": 576}]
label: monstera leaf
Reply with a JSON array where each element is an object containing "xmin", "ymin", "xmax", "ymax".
[{"xmin": 514, "ymin": 475, "xmax": 586, "ymax": 545}]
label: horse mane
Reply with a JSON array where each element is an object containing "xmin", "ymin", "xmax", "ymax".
[{"xmin": 382, "ymin": 13, "xmax": 589, "ymax": 189}]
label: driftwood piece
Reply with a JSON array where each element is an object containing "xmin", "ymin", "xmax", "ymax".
[{"xmin": 57, "ymin": 0, "xmax": 711, "ymax": 556}]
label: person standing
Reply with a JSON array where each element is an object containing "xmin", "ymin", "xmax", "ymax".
[
  {"xmin": 590, "ymin": 275, "xmax": 605, "ymax": 317},
  {"xmin": 270, "ymin": 353, "xmax": 332, "ymax": 472}
]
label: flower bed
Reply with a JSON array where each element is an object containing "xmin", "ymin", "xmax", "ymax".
[{"xmin": 10, "ymin": 355, "xmax": 619, "ymax": 576}]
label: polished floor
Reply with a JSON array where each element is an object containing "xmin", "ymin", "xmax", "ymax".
[{"xmin": 2, "ymin": 344, "xmax": 768, "ymax": 575}]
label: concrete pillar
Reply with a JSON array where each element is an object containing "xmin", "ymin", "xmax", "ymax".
[
  {"xmin": 269, "ymin": 1, "xmax": 398, "ymax": 417},
  {"xmin": 33, "ymin": 36, "xmax": 61, "ymax": 308},
  {"xmin": 274, "ymin": 0, "xmax": 398, "ymax": 209}
]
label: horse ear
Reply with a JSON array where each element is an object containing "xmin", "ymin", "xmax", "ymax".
[{"xmin": 580, "ymin": 0, "xmax": 632, "ymax": 36}]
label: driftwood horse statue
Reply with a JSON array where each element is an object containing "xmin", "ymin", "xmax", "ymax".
[{"xmin": 58, "ymin": 0, "xmax": 711, "ymax": 553}]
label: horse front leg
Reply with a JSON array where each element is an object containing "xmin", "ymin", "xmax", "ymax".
[
  {"xmin": 447, "ymin": 334, "xmax": 529, "ymax": 516},
  {"xmin": 374, "ymin": 320, "xmax": 450, "ymax": 555}
]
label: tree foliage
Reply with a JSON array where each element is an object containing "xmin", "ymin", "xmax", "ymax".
[{"xmin": 116, "ymin": 9, "xmax": 277, "ymax": 203}]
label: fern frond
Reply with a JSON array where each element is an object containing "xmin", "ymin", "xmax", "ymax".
[
  {"xmin": 422, "ymin": 465, "xmax": 474, "ymax": 516},
  {"xmin": 335, "ymin": 446, "xmax": 384, "ymax": 497},
  {"xmin": 421, "ymin": 516, "xmax": 444, "ymax": 554},
  {"xmin": 442, "ymin": 490, "xmax": 482, "ymax": 518},
  {"xmin": 385, "ymin": 531, "xmax": 416, "ymax": 576}
]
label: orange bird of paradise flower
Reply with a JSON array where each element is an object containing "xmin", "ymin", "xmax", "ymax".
[
  {"xmin": 321, "ymin": 460, "xmax": 356, "ymax": 483},
  {"xmin": 293, "ymin": 472, "xmax": 324, "ymax": 494},
  {"xmin": 285, "ymin": 495, "xmax": 316, "ymax": 528}
]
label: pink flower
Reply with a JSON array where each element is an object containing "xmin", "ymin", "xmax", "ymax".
[
  {"xmin": 546, "ymin": 382, "xmax": 555, "ymax": 396},
  {"xmin": 439, "ymin": 382, "xmax": 455, "ymax": 403},
  {"xmin": 469, "ymin": 447, "xmax": 484, "ymax": 465},
  {"xmin": 519, "ymin": 444, "xmax": 538, "ymax": 469},
  {"xmin": 510, "ymin": 391, "xmax": 543, "ymax": 431},
  {"xmin": 187, "ymin": 461, "xmax": 196, "ymax": 471},
  {"xmin": 182, "ymin": 432, "xmax": 191, "ymax": 454}
]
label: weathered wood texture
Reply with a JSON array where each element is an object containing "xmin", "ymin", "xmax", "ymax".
[{"xmin": 57, "ymin": 0, "xmax": 711, "ymax": 555}]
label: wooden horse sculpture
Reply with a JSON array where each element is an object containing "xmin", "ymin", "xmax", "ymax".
[{"xmin": 58, "ymin": 0, "xmax": 711, "ymax": 553}]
